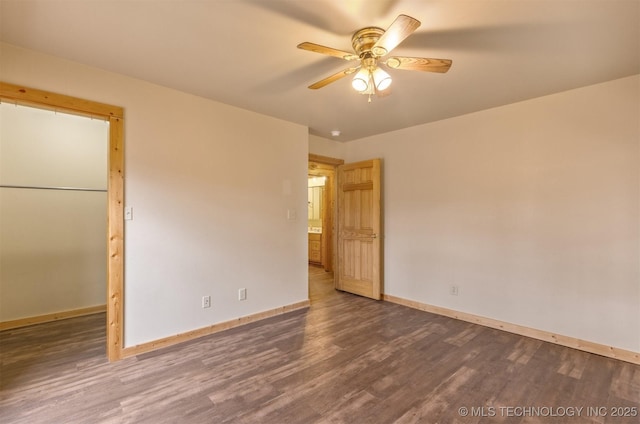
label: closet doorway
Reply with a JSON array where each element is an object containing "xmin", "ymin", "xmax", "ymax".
[
  {"xmin": 0, "ymin": 82, "xmax": 124, "ymax": 361},
  {"xmin": 0, "ymin": 102, "xmax": 108, "ymax": 326}
]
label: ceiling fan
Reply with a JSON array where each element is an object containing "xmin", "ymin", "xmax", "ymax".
[{"xmin": 297, "ymin": 14, "xmax": 452, "ymax": 101}]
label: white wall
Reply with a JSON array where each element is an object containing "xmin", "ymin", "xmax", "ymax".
[
  {"xmin": 340, "ymin": 75, "xmax": 640, "ymax": 352},
  {"xmin": 0, "ymin": 43, "xmax": 309, "ymax": 346},
  {"xmin": 0, "ymin": 104, "xmax": 108, "ymax": 320}
]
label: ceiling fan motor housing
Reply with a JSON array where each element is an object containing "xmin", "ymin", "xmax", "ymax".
[{"xmin": 351, "ymin": 27, "xmax": 386, "ymax": 57}]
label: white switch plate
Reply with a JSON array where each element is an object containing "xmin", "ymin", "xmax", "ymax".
[
  {"xmin": 202, "ymin": 295, "xmax": 211, "ymax": 308},
  {"xmin": 287, "ymin": 209, "xmax": 297, "ymax": 221},
  {"xmin": 239, "ymin": 288, "xmax": 247, "ymax": 301},
  {"xmin": 124, "ymin": 206, "xmax": 133, "ymax": 221}
]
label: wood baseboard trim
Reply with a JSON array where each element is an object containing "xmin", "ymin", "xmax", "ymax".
[
  {"xmin": 0, "ymin": 305, "xmax": 107, "ymax": 331},
  {"xmin": 383, "ymin": 294, "xmax": 640, "ymax": 365},
  {"xmin": 121, "ymin": 300, "xmax": 311, "ymax": 358}
]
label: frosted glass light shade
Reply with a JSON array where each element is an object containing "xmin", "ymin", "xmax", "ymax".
[
  {"xmin": 351, "ymin": 69, "xmax": 370, "ymax": 92},
  {"xmin": 373, "ymin": 67, "xmax": 392, "ymax": 90}
]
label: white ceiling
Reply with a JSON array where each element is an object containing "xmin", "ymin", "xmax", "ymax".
[{"xmin": 1, "ymin": 0, "xmax": 638, "ymax": 141}]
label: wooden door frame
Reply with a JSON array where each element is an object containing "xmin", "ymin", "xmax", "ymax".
[
  {"xmin": 1, "ymin": 82, "xmax": 125, "ymax": 362},
  {"xmin": 308, "ymin": 154, "xmax": 343, "ymax": 274}
]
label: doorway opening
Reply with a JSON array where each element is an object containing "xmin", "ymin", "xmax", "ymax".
[
  {"xmin": 307, "ymin": 154, "xmax": 343, "ymax": 300},
  {"xmin": 307, "ymin": 155, "xmax": 383, "ymax": 302},
  {"xmin": 307, "ymin": 154, "xmax": 344, "ymax": 273},
  {"xmin": 0, "ymin": 102, "xmax": 108, "ymax": 329},
  {"xmin": 0, "ymin": 82, "xmax": 125, "ymax": 361},
  {"xmin": 308, "ymin": 175, "xmax": 326, "ymax": 266}
]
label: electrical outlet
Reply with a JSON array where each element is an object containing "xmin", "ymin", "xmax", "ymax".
[
  {"xmin": 450, "ymin": 285, "xmax": 459, "ymax": 296},
  {"xmin": 238, "ymin": 288, "xmax": 247, "ymax": 301},
  {"xmin": 202, "ymin": 295, "xmax": 211, "ymax": 308}
]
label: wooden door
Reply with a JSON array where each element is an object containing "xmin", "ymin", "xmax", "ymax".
[{"xmin": 337, "ymin": 159, "xmax": 382, "ymax": 299}]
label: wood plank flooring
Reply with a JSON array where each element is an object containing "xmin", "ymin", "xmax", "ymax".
[{"xmin": 1, "ymin": 266, "xmax": 639, "ymax": 423}]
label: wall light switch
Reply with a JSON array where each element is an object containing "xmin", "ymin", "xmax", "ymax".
[
  {"xmin": 287, "ymin": 209, "xmax": 297, "ymax": 221},
  {"xmin": 202, "ymin": 295, "xmax": 211, "ymax": 308},
  {"xmin": 124, "ymin": 206, "xmax": 133, "ymax": 221}
]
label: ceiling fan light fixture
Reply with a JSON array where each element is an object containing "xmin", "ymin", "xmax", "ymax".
[
  {"xmin": 351, "ymin": 68, "xmax": 370, "ymax": 92},
  {"xmin": 298, "ymin": 14, "xmax": 451, "ymax": 100},
  {"xmin": 373, "ymin": 67, "xmax": 392, "ymax": 90}
]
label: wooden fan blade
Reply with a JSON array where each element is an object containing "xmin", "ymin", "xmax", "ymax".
[
  {"xmin": 385, "ymin": 56, "xmax": 452, "ymax": 73},
  {"xmin": 371, "ymin": 14, "xmax": 421, "ymax": 56},
  {"xmin": 297, "ymin": 42, "xmax": 359, "ymax": 61},
  {"xmin": 308, "ymin": 67, "xmax": 358, "ymax": 89}
]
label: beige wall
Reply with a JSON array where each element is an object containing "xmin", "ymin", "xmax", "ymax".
[
  {"xmin": 337, "ymin": 75, "xmax": 639, "ymax": 352},
  {"xmin": 0, "ymin": 104, "xmax": 108, "ymax": 321},
  {"xmin": 1, "ymin": 43, "xmax": 309, "ymax": 347},
  {"xmin": 4, "ymin": 40, "xmax": 637, "ymax": 353},
  {"xmin": 309, "ymin": 134, "xmax": 344, "ymax": 159}
]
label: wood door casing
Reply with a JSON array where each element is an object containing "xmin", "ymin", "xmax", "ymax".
[
  {"xmin": 337, "ymin": 159, "xmax": 382, "ymax": 300},
  {"xmin": 0, "ymin": 82, "xmax": 125, "ymax": 362}
]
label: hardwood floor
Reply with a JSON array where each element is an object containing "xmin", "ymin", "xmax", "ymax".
[{"xmin": 1, "ymin": 266, "xmax": 639, "ymax": 423}]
